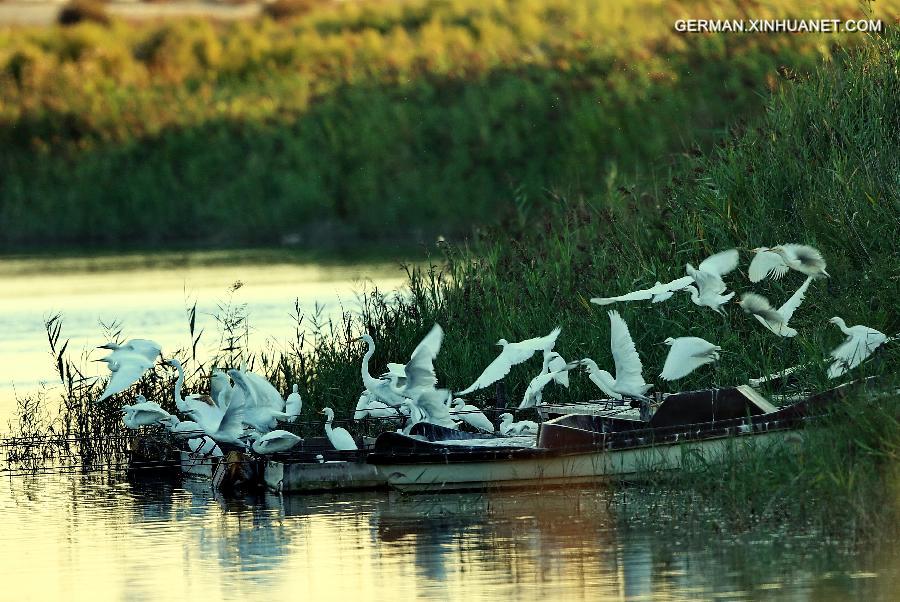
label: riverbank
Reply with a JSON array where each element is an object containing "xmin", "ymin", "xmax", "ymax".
[{"xmin": 2, "ymin": 0, "xmax": 897, "ymax": 249}]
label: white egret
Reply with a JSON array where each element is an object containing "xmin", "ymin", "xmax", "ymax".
[
  {"xmin": 400, "ymin": 399, "xmax": 427, "ymax": 435},
  {"xmin": 750, "ymin": 244, "xmax": 828, "ymax": 281},
  {"xmin": 209, "ymin": 369, "xmax": 232, "ymax": 404},
  {"xmin": 387, "ymin": 324, "xmax": 444, "ymax": 401},
  {"xmin": 450, "ymin": 398, "xmax": 495, "ymax": 433},
  {"xmin": 321, "ymin": 408, "xmax": 358, "ymax": 451},
  {"xmin": 659, "ymin": 337, "xmax": 721, "ymax": 381},
  {"xmin": 354, "ymin": 392, "xmax": 401, "ymax": 421},
  {"xmin": 519, "ymin": 360, "xmax": 580, "ymax": 409},
  {"xmin": 158, "ymin": 415, "xmax": 203, "ymax": 440},
  {"xmin": 581, "ymin": 311, "xmax": 652, "ymax": 400},
  {"xmin": 357, "ymin": 335, "xmax": 412, "ymax": 407},
  {"xmin": 591, "ymin": 280, "xmax": 693, "ymax": 306},
  {"xmin": 232, "ymin": 362, "xmax": 285, "ymax": 411},
  {"xmin": 737, "ymin": 277, "xmax": 813, "ymax": 337},
  {"xmin": 412, "ymin": 388, "xmax": 460, "ymax": 429},
  {"xmin": 121, "ymin": 395, "xmax": 171, "ymax": 429},
  {"xmin": 682, "ymin": 249, "xmax": 739, "ymax": 313},
  {"xmin": 498, "ymin": 413, "xmax": 539, "ymax": 436},
  {"xmin": 182, "ymin": 387, "xmax": 246, "ymax": 446},
  {"xmin": 249, "ymin": 430, "xmax": 303, "ymax": 455},
  {"xmin": 97, "ymin": 339, "xmax": 162, "ymax": 401},
  {"xmin": 167, "ymin": 359, "xmax": 215, "ymax": 413},
  {"xmin": 826, "ymin": 318, "xmax": 890, "ymax": 379},
  {"xmin": 542, "ymin": 351, "xmax": 572, "ymax": 387},
  {"xmin": 285, "ymin": 384, "xmax": 303, "ymax": 422},
  {"xmin": 458, "ymin": 327, "xmax": 562, "ymax": 395},
  {"xmin": 229, "ymin": 369, "xmax": 290, "ymax": 433}
]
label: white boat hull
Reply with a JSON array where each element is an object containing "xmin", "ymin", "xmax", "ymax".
[{"xmin": 377, "ymin": 430, "xmax": 788, "ymax": 492}]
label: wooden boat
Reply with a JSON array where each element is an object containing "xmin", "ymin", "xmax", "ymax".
[{"xmin": 368, "ymin": 380, "xmax": 875, "ymax": 493}]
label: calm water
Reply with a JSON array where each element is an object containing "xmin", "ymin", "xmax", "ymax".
[
  {"xmin": 0, "ymin": 471, "xmax": 897, "ymax": 601},
  {"xmin": 0, "ymin": 250, "xmax": 409, "ymax": 425}
]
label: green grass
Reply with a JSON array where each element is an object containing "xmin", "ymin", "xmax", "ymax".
[{"xmin": 1, "ymin": 0, "xmax": 896, "ymax": 248}]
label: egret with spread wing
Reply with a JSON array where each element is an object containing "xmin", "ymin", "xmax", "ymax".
[
  {"xmin": 458, "ymin": 327, "xmax": 561, "ymax": 395},
  {"xmin": 737, "ymin": 277, "xmax": 813, "ymax": 337},
  {"xmin": 826, "ymin": 318, "xmax": 891, "ymax": 379},
  {"xmin": 97, "ymin": 339, "xmax": 162, "ymax": 401},
  {"xmin": 750, "ymin": 244, "xmax": 828, "ymax": 281},
  {"xmin": 581, "ymin": 311, "xmax": 652, "ymax": 401},
  {"xmin": 659, "ymin": 337, "xmax": 721, "ymax": 381},
  {"xmin": 683, "ymin": 249, "xmax": 740, "ymax": 313}
]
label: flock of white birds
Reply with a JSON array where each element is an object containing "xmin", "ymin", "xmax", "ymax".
[{"xmin": 100, "ymin": 243, "xmax": 892, "ymax": 459}]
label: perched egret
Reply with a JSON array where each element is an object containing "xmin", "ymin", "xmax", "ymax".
[
  {"xmin": 400, "ymin": 399, "xmax": 427, "ymax": 435},
  {"xmin": 167, "ymin": 359, "xmax": 215, "ymax": 413},
  {"xmin": 659, "ymin": 337, "xmax": 721, "ymax": 381},
  {"xmin": 357, "ymin": 335, "xmax": 412, "ymax": 407},
  {"xmin": 450, "ymin": 398, "xmax": 495, "ymax": 433},
  {"xmin": 249, "ymin": 430, "xmax": 303, "ymax": 455},
  {"xmin": 826, "ymin": 318, "xmax": 890, "ymax": 379},
  {"xmin": 321, "ymin": 408, "xmax": 358, "ymax": 451},
  {"xmin": 750, "ymin": 244, "xmax": 828, "ymax": 281},
  {"xmin": 737, "ymin": 277, "xmax": 813, "ymax": 337},
  {"xmin": 97, "ymin": 339, "xmax": 162, "ymax": 401},
  {"xmin": 519, "ymin": 360, "xmax": 580, "ymax": 409},
  {"xmin": 158, "ymin": 415, "xmax": 203, "ymax": 440},
  {"xmin": 458, "ymin": 327, "xmax": 562, "ymax": 395},
  {"xmin": 353, "ymin": 392, "xmax": 401, "ymax": 421},
  {"xmin": 682, "ymin": 249, "xmax": 740, "ymax": 313},
  {"xmin": 285, "ymin": 384, "xmax": 303, "ymax": 422},
  {"xmin": 581, "ymin": 311, "xmax": 652, "ymax": 401},
  {"xmin": 121, "ymin": 395, "xmax": 171, "ymax": 429},
  {"xmin": 498, "ymin": 413, "xmax": 539, "ymax": 436}
]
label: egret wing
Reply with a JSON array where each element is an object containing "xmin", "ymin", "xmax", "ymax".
[
  {"xmin": 415, "ymin": 388, "xmax": 454, "ymax": 424},
  {"xmin": 517, "ymin": 326, "xmax": 562, "ymax": 352},
  {"xmin": 458, "ymin": 345, "xmax": 538, "ymax": 395},
  {"xmin": 403, "ymin": 324, "xmax": 443, "ymax": 392},
  {"xmin": 698, "ymin": 249, "xmax": 739, "ymax": 277},
  {"xmin": 590, "ymin": 289, "xmax": 654, "ymax": 305},
  {"xmin": 98, "ymin": 353, "xmax": 154, "ymax": 401},
  {"xmin": 778, "ymin": 277, "xmax": 813, "ymax": 322},
  {"xmin": 749, "ymin": 251, "xmax": 789, "ymax": 283},
  {"xmin": 607, "ymin": 311, "xmax": 646, "ymax": 389}
]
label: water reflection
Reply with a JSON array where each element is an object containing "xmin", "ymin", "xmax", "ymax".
[{"xmin": 0, "ymin": 471, "xmax": 896, "ymax": 600}]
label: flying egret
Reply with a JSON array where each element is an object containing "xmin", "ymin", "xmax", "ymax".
[
  {"xmin": 450, "ymin": 398, "xmax": 495, "ymax": 433},
  {"xmin": 96, "ymin": 339, "xmax": 162, "ymax": 401},
  {"xmin": 248, "ymin": 430, "xmax": 303, "ymax": 455},
  {"xmin": 285, "ymin": 384, "xmax": 303, "ymax": 422},
  {"xmin": 158, "ymin": 415, "xmax": 203, "ymax": 440},
  {"xmin": 750, "ymin": 244, "xmax": 828, "ymax": 281},
  {"xmin": 321, "ymin": 408, "xmax": 358, "ymax": 451},
  {"xmin": 826, "ymin": 318, "xmax": 890, "ymax": 379},
  {"xmin": 458, "ymin": 327, "xmax": 562, "ymax": 395},
  {"xmin": 519, "ymin": 360, "xmax": 581, "ymax": 409},
  {"xmin": 121, "ymin": 395, "xmax": 171, "ymax": 429},
  {"xmin": 542, "ymin": 351, "xmax": 572, "ymax": 387},
  {"xmin": 581, "ymin": 311, "xmax": 652, "ymax": 401},
  {"xmin": 737, "ymin": 277, "xmax": 813, "ymax": 337},
  {"xmin": 498, "ymin": 413, "xmax": 539, "ymax": 436},
  {"xmin": 659, "ymin": 337, "xmax": 721, "ymax": 381},
  {"xmin": 682, "ymin": 249, "xmax": 740, "ymax": 313},
  {"xmin": 591, "ymin": 280, "xmax": 693, "ymax": 306}
]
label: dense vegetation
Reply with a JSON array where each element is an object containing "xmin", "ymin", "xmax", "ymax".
[{"xmin": 1, "ymin": 0, "xmax": 896, "ymax": 248}]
